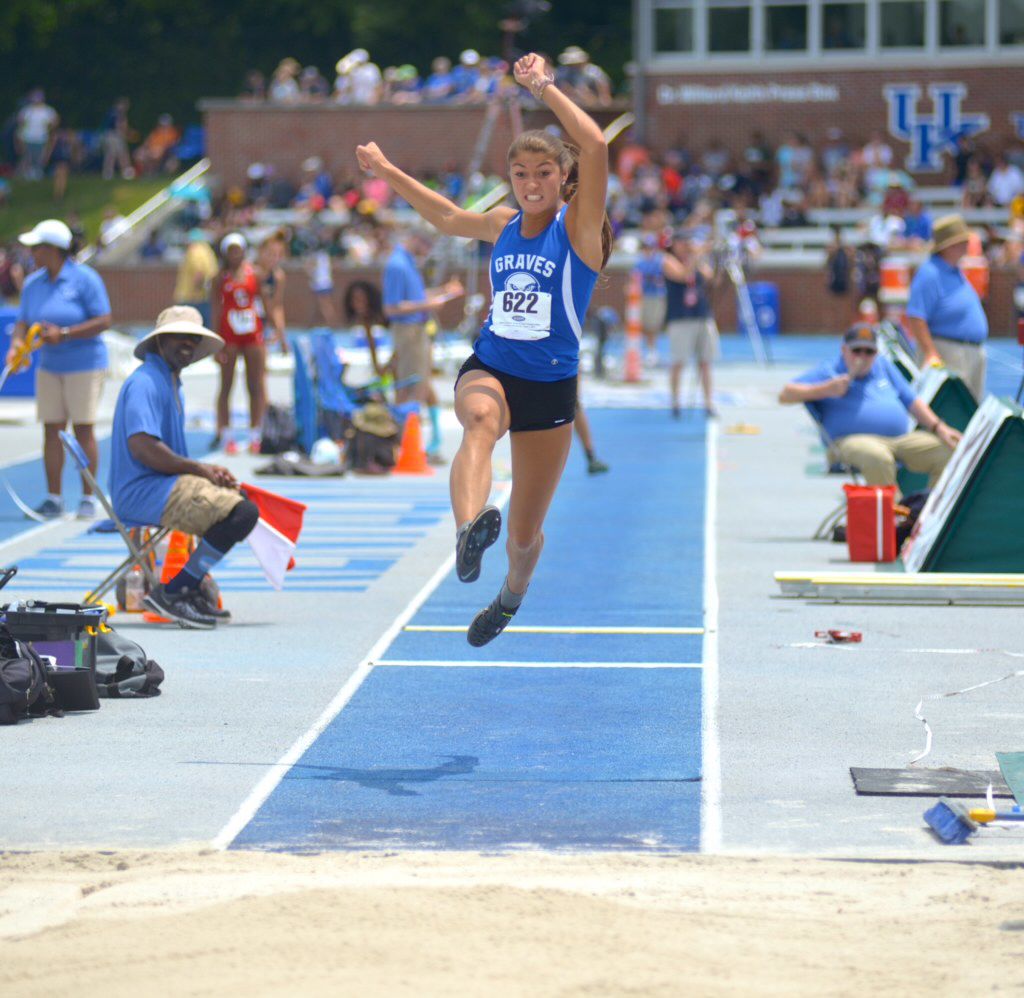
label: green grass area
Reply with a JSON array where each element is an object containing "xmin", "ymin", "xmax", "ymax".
[{"xmin": 0, "ymin": 176, "xmax": 168, "ymax": 246}]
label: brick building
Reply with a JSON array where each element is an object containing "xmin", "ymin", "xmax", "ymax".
[{"xmin": 633, "ymin": 0, "xmax": 1024, "ymax": 173}]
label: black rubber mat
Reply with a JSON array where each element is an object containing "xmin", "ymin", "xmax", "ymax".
[{"xmin": 850, "ymin": 767, "xmax": 1014, "ymax": 798}]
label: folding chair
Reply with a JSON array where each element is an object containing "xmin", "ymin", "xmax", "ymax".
[
  {"xmin": 805, "ymin": 403, "xmax": 859, "ymax": 540},
  {"xmin": 59, "ymin": 431, "xmax": 169, "ymax": 605},
  {"xmin": 310, "ymin": 331, "xmax": 420, "ymax": 428}
]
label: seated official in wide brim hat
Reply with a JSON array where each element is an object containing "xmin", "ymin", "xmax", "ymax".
[{"xmin": 109, "ymin": 306, "xmax": 259, "ymax": 630}]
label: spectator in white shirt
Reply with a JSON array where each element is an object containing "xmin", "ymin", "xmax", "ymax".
[
  {"xmin": 269, "ymin": 58, "xmax": 301, "ymax": 103},
  {"xmin": 16, "ymin": 89, "xmax": 59, "ymax": 180},
  {"xmin": 987, "ymin": 153, "xmax": 1024, "ymax": 206},
  {"xmin": 334, "ymin": 49, "xmax": 382, "ymax": 105},
  {"xmin": 861, "ymin": 131, "xmax": 893, "ymax": 171}
]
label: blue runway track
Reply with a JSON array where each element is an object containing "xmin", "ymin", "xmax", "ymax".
[{"xmin": 233, "ymin": 409, "xmax": 710, "ymax": 852}]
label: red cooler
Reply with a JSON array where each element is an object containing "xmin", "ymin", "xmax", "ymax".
[{"xmin": 843, "ymin": 484, "xmax": 897, "ymax": 562}]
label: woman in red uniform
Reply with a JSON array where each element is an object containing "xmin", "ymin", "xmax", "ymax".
[{"xmin": 212, "ymin": 232, "xmax": 267, "ymax": 453}]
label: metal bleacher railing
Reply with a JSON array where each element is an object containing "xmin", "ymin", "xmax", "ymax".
[{"xmin": 77, "ymin": 157, "xmax": 211, "ymax": 265}]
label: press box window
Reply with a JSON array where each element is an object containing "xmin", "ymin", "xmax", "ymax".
[
  {"xmin": 999, "ymin": 0, "xmax": 1024, "ymax": 43},
  {"xmin": 708, "ymin": 3, "xmax": 752, "ymax": 51},
  {"xmin": 765, "ymin": 4, "xmax": 809, "ymax": 49},
  {"xmin": 880, "ymin": 0, "xmax": 926, "ymax": 46},
  {"xmin": 654, "ymin": 6, "xmax": 695, "ymax": 52},
  {"xmin": 822, "ymin": 2, "xmax": 867, "ymax": 47},
  {"xmin": 940, "ymin": 0, "xmax": 986, "ymax": 44}
]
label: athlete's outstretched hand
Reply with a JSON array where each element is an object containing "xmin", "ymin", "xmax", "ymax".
[
  {"xmin": 513, "ymin": 53, "xmax": 553, "ymax": 95},
  {"xmin": 355, "ymin": 142, "xmax": 389, "ymax": 177}
]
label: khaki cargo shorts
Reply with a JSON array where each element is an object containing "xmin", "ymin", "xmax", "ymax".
[
  {"xmin": 391, "ymin": 323, "xmax": 431, "ymax": 384},
  {"xmin": 160, "ymin": 475, "xmax": 244, "ymax": 536},
  {"xmin": 668, "ymin": 318, "xmax": 720, "ymax": 365},
  {"xmin": 36, "ymin": 368, "xmax": 107, "ymax": 425}
]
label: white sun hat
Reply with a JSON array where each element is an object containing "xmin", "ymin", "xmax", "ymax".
[
  {"xmin": 220, "ymin": 232, "xmax": 248, "ymax": 255},
  {"xmin": 133, "ymin": 305, "xmax": 224, "ymax": 363},
  {"xmin": 19, "ymin": 219, "xmax": 73, "ymax": 251}
]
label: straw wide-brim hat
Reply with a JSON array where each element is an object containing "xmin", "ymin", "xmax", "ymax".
[
  {"xmin": 930, "ymin": 213, "xmax": 972, "ymax": 253},
  {"xmin": 336, "ymin": 49, "xmax": 369, "ymax": 75},
  {"xmin": 559, "ymin": 46, "xmax": 589, "ymax": 65},
  {"xmin": 134, "ymin": 305, "xmax": 224, "ymax": 363},
  {"xmin": 351, "ymin": 402, "xmax": 398, "ymax": 438}
]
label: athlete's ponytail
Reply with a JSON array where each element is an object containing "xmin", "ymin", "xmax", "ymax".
[{"xmin": 507, "ymin": 129, "xmax": 613, "ymax": 270}]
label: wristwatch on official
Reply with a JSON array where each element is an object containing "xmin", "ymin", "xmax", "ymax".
[{"xmin": 59, "ymin": 327, "xmax": 70, "ymax": 341}]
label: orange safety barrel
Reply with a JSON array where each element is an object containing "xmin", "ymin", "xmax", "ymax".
[
  {"xmin": 960, "ymin": 255, "xmax": 989, "ymax": 300},
  {"xmin": 878, "ymin": 256, "xmax": 911, "ymax": 304}
]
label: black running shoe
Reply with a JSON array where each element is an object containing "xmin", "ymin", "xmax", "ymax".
[
  {"xmin": 455, "ymin": 505, "xmax": 502, "ymax": 583},
  {"xmin": 467, "ymin": 594, "xmax": 518, "ymax": 647},
  {"xmin": 143, "ymin": 584, "xmax": 216, "ymax": 630},
  {"xmin": 192, "ymin": 591, "xmax": 232, "ymax": 620}
]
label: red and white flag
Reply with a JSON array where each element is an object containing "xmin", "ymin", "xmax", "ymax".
[{"xmin": 241, "ymin": 482, "xmax": 307, "ymax": 590}]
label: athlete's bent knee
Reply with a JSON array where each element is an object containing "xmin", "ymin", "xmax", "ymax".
[
  {"xmin": 463, "ymin": 406, "xmax": 500, "ymax": 435},
  {"xmin": 507, "ymin": 526, "xmax": 543, "ymax": 555}
]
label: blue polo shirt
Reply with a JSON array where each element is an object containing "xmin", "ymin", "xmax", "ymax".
[
  {"xmin": 906, "ymin": 255, "xmax": 988, "ymax": 345},
  {"xmin": 383, "ymin": 245, "xmax": 428, "ymax": 325},
  {"xmin": 17, "ymin": 259, "xmax": 111, "ymax": 373},
  {"xmin": 635, "ymin": 254, "xmax": 667, "ymax": 297},
  {"xmin": 796, "ymin": 354, "xmax": 916, "ymax": 440},
  {"xmin": 109, "ymin": 352, "xmax": 188, "ymax": 527}
]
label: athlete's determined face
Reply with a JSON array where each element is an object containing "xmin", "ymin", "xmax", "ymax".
[{"xmin": 510, "ymin": 152, "xmax": 567, "ymax": 216}]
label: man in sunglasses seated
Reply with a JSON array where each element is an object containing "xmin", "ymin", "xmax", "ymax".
[{"xmin": 778, "ymin": 323, "xmax": 962, "ymax": 489}]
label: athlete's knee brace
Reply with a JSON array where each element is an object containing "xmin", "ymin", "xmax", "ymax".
[{"xmin": 202, "ymin": 499, "xmax": 259, "ymax": 553}]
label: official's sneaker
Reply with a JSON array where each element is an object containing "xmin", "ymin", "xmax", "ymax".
[
  {"xmin": 587, "ymin": 456, "xmax": 609, "ymax": 475},
  {"xmin": 143, "ymin": 584, "xmax": 216, "ymax": 630},
  {"xmin": 30, "ymin": 498, "xmax": 63, "ymax": 520},
  {"xmin": 467, "ymin": 593, "xmax": 518, "ymax": 647},
  {"xmin": 77, "ymin": 496, "xmax": 99, "ymax": 520},
  {"xmin": 224, "ymin": 439, "xmax": 239, "ymax": 456},
  {"xmin": 192, "ymin": 590, "xmax": 232, "ymax": 621},
  {"xmin": 455, "ymin": 505, "xmax": 502, "ymax": 583}
]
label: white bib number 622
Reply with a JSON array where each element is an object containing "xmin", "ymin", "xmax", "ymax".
[{"xmin": 491, "ymin": 288, "xmax": 552, "ymax": 341}]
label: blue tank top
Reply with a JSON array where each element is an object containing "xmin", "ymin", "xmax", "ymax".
[{"xmin": 474, "ymin": 206, "xmax": 598, "ymax": 382}]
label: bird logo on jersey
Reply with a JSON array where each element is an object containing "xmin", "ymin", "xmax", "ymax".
[{"xmin": 501, "ymin": 272, "xmax": 541, "ymax": 324}]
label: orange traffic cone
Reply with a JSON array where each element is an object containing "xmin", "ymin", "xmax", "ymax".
[
  {"xmin": 623, "ymin": 269, "xmax": 643, "ymax": 384},
  {"xmin": 142, "ymin": 530, "xmax": 192, "ymax": 623},
  {"xmin": 393, "ymin": 411, "xmax": 433, "ymax": 475}
]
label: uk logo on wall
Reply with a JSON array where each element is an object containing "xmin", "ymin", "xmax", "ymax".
[{"xmin": 884, "ymin": 83, "xmax": 990, "ymax": 172}]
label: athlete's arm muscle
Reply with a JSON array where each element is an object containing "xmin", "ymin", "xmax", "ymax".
[
  {"xmin": 513, "ymin": 55, "xmax": 608, "ymax": 272},
  {"xmin": 355, "ymin": 142, "xmax": 515, "ymax": 242}
]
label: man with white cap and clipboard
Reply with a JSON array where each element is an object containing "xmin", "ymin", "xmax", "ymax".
[{"xmin": 109, "ymin": 305, "xmax": 259, "ymax": 629}]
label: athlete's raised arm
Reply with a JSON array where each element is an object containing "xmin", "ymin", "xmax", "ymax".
[
  {"xmin": 512, "ymin": 53, "xmax": 608, "ymax": 272},
  {"xmin": 355, "ymin": 142, "xmax": 515, "ymax": 243}
]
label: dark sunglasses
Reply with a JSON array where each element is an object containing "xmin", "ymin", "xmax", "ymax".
[{"xmin": 849, "ymin": 347, "xmax": 877, "ymax": 356}]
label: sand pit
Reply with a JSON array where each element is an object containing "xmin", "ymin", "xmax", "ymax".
[{"xmin": 1, "ymin": 850, "xmax": 1023, "ymax": 996}]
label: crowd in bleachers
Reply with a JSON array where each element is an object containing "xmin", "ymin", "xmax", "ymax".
[
  {"xmin": 240, "ymin": 47, "xmax": 614, "ymax": 109},
  {"xmin": 1, "ymin": 89, "xmax": 198, "ymax": 187}
]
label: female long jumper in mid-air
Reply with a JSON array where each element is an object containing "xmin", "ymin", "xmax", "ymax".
[{"xmin": 356, "ymin": 52, "xmax": 610, "ymax": 647}]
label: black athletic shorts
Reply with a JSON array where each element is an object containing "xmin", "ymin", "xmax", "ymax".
[{"xmin": 455, "ymin": 354, "xmax": 577, "ymax": 433}]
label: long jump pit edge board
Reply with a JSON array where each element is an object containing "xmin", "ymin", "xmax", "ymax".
[{"xmin": 775, "ymin": 571, "xmax": 1024, "ymax": 605}]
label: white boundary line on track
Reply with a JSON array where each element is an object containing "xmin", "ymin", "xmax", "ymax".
[
  {"xmin": 374, "ymin": 660, "xmax": 704, "ymax": 669},
  {"xmin": 700, "ymin": 419, "xmax": 722, "ymax": 853},
  {"xmin": 211, "ymin": 484, "xmax": 512, "ymax": 851},
  {"xmin": 0, "ymin": 517, "xmax": 77, "ymax": 556},
  {"xmin": 404, "ymin": 625, "xmax": 704, "ymax": 635}
]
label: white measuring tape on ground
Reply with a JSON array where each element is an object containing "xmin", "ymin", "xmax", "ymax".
[{"xmin": 910, "ymin": 667, "xmax": 1024, "ymax": 765}]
